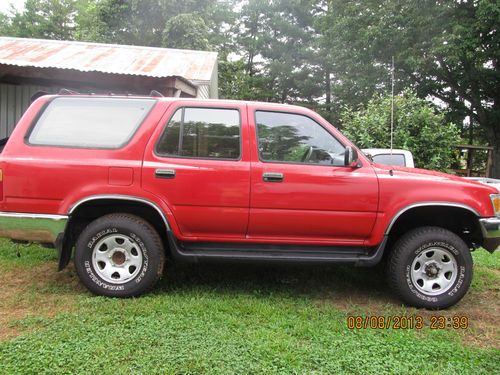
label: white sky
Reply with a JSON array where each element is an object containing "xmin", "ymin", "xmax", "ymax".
[{"xmin": 0, "ymin": 0, "xmax": 25, "ymax": 15}]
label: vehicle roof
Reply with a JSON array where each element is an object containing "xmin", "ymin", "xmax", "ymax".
[{"xmin": 41, "ymin": 94, "xmax": 317, "ymax": 115}]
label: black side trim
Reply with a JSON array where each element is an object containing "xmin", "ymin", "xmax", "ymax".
[
  {"xmin": 167, "ymin": 231, "xmax": 387, "ymax": 266},
  {"xmin": 355, "ymin": 236, "xmax": 387, "ymax": 267}
]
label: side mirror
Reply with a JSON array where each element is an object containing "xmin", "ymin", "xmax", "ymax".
[{"xmin": 344, "ymin": 146, "xmax": 360, "ymax": 168}]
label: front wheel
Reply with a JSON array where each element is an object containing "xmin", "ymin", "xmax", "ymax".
[
  {"xmin": 387, "ymin": 226, "xmax": 473, "ymax": 309},
  {"xmin": 74, "ymin": 214, "xmax": 165, "ymax": 297}
]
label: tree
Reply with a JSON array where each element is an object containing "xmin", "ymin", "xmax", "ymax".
[
  {"xmin": 0, "ymin": 13, "xmax": 10, "ymax": 35},
  {"xmin": 341, "ymin": 91, "xmax": 461, "ymax": 171},
  {"xmin": 2, "ymin": 0, "xmax": 77, "ymax": 40},
  {"xmin": 320, "ymin": 0, "xmax": 500, "ymax": 175},
  {"xmin": 218, "ymin": 59, "xmax": 273, "ymax": 100},
  {"xmin": 228, "ymin": 0, "xmax": 323, "ymax": 103},
  {"xmin": 74, "ymin": 0, "xmax": 231, "ymax": 49},
  {"xmin": 162, "ymin": 14, "xmax": 210, "ymax": 50}
]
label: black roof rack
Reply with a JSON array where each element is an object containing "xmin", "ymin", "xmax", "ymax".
[
  {"xmin": 53, "ymin": 89, "xmax": 165, "ymax": 97},
  {"xmin": 58, "ymin": 88, "xmax": 79, "ymax": 95},
  {"xmin": 30, "ymin": 90, "xmax": 50, "ymax": 102},
  {"xmin": 149, "ymin": 90, "xmax": 164, "ymax": 97}
]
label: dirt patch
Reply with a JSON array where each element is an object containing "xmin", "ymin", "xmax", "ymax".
[
  {"xmin": 0, "ymin": 262, "xmax": 83, "ymax": 341},
  {"xmin": 318, "ymin": 282, "xmax": 499, "ymax": 349}
]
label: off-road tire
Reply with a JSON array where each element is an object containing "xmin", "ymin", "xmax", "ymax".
[
  {"xmin": 74, "ymin": 213, "xmax": 165, "ymax": 297},
  {"xmin": 387, "ymin": 226, "xmax": 473, "ymax": 309}
]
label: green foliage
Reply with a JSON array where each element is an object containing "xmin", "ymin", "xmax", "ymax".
[
  {"xmin": 2, "ymin": 0, "xmax": 77, "ymax": 40},
  {"xmin": 74, "ymin": 0, "xmax": 229, "ymax": 48},
  {"xmin": 341, "ymin": 91, "xmax": 461, "ymax": 171},
  {"xmin": 321, "ymin": 0, "xmax": 500, "ymax": 174},
  {"xmin": 218, "ymin": 59, "xmax": 248, "ymax": 99},
  {"xmin": 232, "ymin": 0, "xmax": 322, "ymax": 104},
  {"xmin": 0, "ymin": 13, "xmax": 9, "ymax": 35},
  {"xmin": 218, "ymin": 59, "xmax": 275, "ymax": 100},
  {"xmin": 257, "ymin": 124, "xmax": 308, "ymax": 162},
  {"xmin": 73, "ymin": 0, "xmax": 132, "ymax": 44},
  {"xmin": 162, "ymin": 13, "xmax": 210, "ymax": 50}
]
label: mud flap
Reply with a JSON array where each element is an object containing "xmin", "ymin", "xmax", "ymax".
[{"xmin": 56, "ymin": 233, "xmax": 72, "ymax": 271}]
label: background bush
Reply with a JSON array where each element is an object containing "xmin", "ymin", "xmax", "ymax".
[{"xmin": 341, "ymin": 90, "xmax": 461, "ymax": 171}]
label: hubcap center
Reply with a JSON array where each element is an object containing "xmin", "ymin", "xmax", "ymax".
[
  {"xmin": 424, "ymin": 261, "xmax": 440, "ymax": 278},
  {"xmin": 111, "ymin": 250, "xmax": 126, "ymax": 265}
]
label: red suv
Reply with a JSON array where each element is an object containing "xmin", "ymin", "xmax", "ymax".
[{"xmin": 0, "ymin": 95, "xmax": 498, "ymax": 309}]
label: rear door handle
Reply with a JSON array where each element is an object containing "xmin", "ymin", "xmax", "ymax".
[
  {"xmin": 155, "ymin": 169, "xmax": 176, "ymax": 179},
  {"xmin": 262, "ymin": 172, "xmax": 284, "ymax": 182}
]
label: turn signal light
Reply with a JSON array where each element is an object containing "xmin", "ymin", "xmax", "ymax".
[{"xmin": 490, "ymin": 194, "xmax": 500, "ymax": 216}]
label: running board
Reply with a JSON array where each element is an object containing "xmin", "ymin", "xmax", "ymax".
[{"xmin": 167, "ymin": 231, "xmax": 387, "ymax": 267}]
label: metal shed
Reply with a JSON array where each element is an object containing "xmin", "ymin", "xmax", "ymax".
[{"xmin": 0, "ymin": 37, "xmax": 218, "ymax": 138}]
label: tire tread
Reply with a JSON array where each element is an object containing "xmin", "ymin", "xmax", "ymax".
[
  {"xmin": 387, "ymin": 226, "xmax": 472, "ymax": 309},
  {"xmin": 75, "ymin": 213, "xmax": 165, "ymax": 297}
]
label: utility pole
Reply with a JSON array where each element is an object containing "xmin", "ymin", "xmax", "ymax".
[{"xmin": 390, "ymin": 56, "xmax": 395, "ymax": 154}]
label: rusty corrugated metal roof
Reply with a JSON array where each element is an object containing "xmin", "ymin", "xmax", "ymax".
[{"xmin": 0, "ymin": 37, "xmax": 217, "ymax": 82}]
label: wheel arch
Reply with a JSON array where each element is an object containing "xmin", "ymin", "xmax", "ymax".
[
  {"xmin": 58, "ymin": 195, "xmax": 171, "ymax": 270},
  {"xmin": 384, "ymin": 202, "xmax": 483, "ymax": 258}
]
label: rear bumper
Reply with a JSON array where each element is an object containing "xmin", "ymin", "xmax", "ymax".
[
  {"xmin": 0, "ymin": 212, "xmax": 68, "ymax": 244},
  {"xmin": 479, "ymin": 217, "xmax": 500, "ymax": 252}
]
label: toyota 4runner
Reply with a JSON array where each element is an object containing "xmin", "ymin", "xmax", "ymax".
[{"xmin": 0, "ymin": 94, "xmax": 498, "ymax": 309}]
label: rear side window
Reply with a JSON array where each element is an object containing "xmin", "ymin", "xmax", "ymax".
[
  {"xmin": 156, "ymin": 107, "xmax": 241, "ymax": 159},
  {"xmin": 28, "ymin": 97, "xmax": 156, "ymax": 149}
]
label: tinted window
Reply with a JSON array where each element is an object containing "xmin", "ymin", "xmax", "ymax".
[
  {"xmin": 256, "ymin": 111, "xmax": 345, "ymax": 166},
  {"xmin": 372, "ymin": 153, "xmax": 406, "ymax": 166},
  {"xmin": 28, "ymin": 97, "xmax": 155, "ymax": 148},
  {"xmin": 156, "ymin": 107, "xmax": 240, "ymax": 159}
]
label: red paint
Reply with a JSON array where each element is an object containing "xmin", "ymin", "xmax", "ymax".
[
  {"xmin": 141, "ymin": 100, "xmax": 250, "ymax": 238},
  {"xmin": 108, "ymin": 167, "xmax": 134, "ymax": 186},
  {"xmin": 0, "ymin": 95, "xmax": 497, "ymax": 249}
]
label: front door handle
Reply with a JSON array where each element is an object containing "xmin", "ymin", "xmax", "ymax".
[
  {"xmin": 155, "ymin": 169, "xmax": 176, "ymax": 179},
  {"xmin": 263, "ymin": 172, "xmax": 284, "ymax": 182}
]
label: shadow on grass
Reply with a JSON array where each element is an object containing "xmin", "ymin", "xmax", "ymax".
[
  {"xmin": 155, "ymin": 261, "xmax": 398, "ymax": 307},
  {"xmin": 150, "ymin": 260, "xmax": 499, "ymax": 348}
]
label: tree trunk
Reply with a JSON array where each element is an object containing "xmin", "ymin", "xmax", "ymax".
[
  {"xmin": 491, "ymin": 143, "xmax": 500, "ymax": 178},
  {"xmin": 490, "ymin": 126, "xmax": 500, "ymax": 178},
  {"xmin": 489, "ymin": 92, "xmax": 500, "ymax": 177},
  {"xmin": 468, "ymin": 106, "xmax": 474, "ymax": 144},
  {"xmin": 325, "ymin": 69, "xmax": 331, "ymax": 112}
]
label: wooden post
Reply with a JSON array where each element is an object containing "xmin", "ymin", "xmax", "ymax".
[{"xmin": 486, "ymin": 149, "xmax": 493, "ymax": 177}]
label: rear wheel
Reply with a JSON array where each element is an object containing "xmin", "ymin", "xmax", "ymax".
[
  {"xmin": 387, "ymin": 226, "xmax": 473, "ymax": 309},
  {"xmin": 74, "ymin": 213, "xmax": 165, "ymax": 297}
]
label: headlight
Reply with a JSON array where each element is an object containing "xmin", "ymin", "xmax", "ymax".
[{"xmin": 490, "ymin": 194, "xmax": 500, "ymax": 216}]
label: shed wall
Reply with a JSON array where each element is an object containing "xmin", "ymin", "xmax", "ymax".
[
  {"xmin": 0, "ymin": 83, "xmax": 56, "ymax": 138},
  {"xmin": 196, "ymin": 84, "xmax": 210, "ymax": 99}
]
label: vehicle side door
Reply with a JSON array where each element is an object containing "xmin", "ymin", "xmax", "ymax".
[
  {"xmin": 248, "ymin": 106, "xmax": 379, "ymax": 245},
  {"xmin": 142, "ymin": 101, "xmax": 251, "ymax": 240}
]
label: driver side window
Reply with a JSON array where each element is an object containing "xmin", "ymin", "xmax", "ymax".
[{"xmin": 255, "ymin": 111, "xmax": 345, "ymax": 166}]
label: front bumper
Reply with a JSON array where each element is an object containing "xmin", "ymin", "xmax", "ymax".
[
  {"xmin": 0, "ymin": 212, "xmax": 68, "ymax": 244},
  {"xmin": 479, "ymin": 217, "xmax": 500, "ymax": 252}
]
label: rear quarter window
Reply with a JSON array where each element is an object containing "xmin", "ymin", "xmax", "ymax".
[{"xmin": 27, "ymin": 97, "xmax": 156, "ymax": 149}]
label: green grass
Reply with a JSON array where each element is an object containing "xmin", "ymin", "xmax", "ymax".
[
  {"xmin": 0, "ymin": 240, "xmax": 56, "ymax": 271},
  {"xmin": 0, "ymin": 240, "xmax": 498, "ymax": 374}
]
